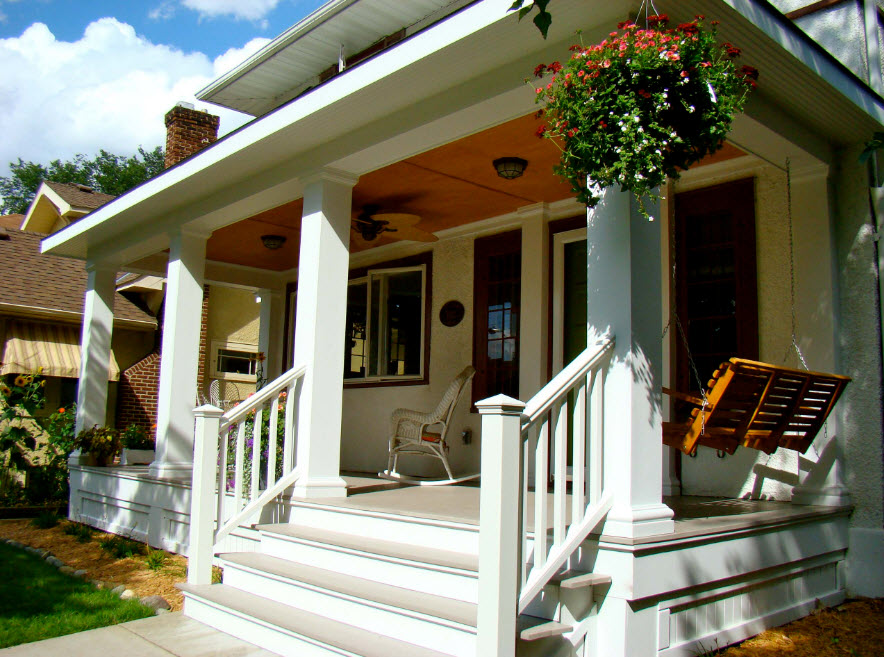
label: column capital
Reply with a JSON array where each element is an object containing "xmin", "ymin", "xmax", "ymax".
[
  {"xmin": 84, "ymin": 260, "xmax": 117, "ymax": 275},
  {"xmin": 516, "ymin": 202, "xmax": 551, "ymax": 221},
  {"xmin": 301, "ymin": 167, "xmax": 359, "ymax": 189},
  {"xmin": 167, "ymin": 226, "xmax": 212, "ymax": 243}
]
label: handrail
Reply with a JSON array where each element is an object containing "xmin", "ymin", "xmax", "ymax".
[
  {"xmin": 522, "ymin": 337, "xmax": 614, "ymax": 424},
  {"xmin": 221, "ymin": 363, "xmax": 307, "ymax": 430},
  {"xmin": 214, "ymin": 465, "xmax": 302, "ymax": 544}
]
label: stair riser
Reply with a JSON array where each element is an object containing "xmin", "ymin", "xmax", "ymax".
[
  {"xmin": 183, "ymin": 593, "xmax": 360, "ymax": 657},
  {"xmin": 260, "ymin": 533, "xmax": 479, "ymax": 603},
  {"xmin": 289, "ymin": 503, "xmax": 480, "ymax": 554},
  {"xmin": 224, "ymin": 564, "xmax": 476, "ymax": 657}
]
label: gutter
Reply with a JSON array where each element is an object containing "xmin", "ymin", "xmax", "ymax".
[{"xmin": 0, "ymin": 303, "xmax": 157, "ymax": 331}]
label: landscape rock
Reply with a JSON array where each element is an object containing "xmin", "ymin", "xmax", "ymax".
[
  {"xmin": 35, "ymin": 548, "xmax": 49, "ymax": 558},
  {"xmin": 73, "ymin": 569, "xmax": 87, "ymax": 578},
  {"xmin": 154, "ymin": 608, "xmax": 170, "ymax": 615},
  {"xmin": 140, "ymin": 595, "xmax": 171, "ymax": 611},
  {"xmin": 8, "ymin": 540, "xmax": 23, "ymax": 549},
  {"xmin": 120, "ymin": 589, "xmax": 137, "ymax": 600},
  {"xmin": 110, "ymin": 585, "xmax": 126, "ymax": 595},
  {"xmin": 46, "ymin": 556, "xmax": 64, "ymax": 568},
  {"xmin": 92, "ymin": 580, "xmax": 107, "ymax": 589}
]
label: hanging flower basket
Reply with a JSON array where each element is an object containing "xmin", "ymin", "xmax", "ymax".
[{"xmin": 533, "ymin": 15, "xmax": 758, "ymax": 216}]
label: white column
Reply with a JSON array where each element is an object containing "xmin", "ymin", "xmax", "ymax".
[
  {"xmin": 257, "ymin": 288, "xmax": 285, "ymax": 381},
  {"xmin": 518, "ymin": 203, "xmax": 550, "ymax": 401},
  {"xmin": 71, "ymin": 263, "xmax": 117, "ymax": 464},
  {"xmin": 292, "ymin": 169, "xmax": 357, "ymax": 498},
  {"xmin": 587, "ymin": 186, "xmax": 674, "ymax": 538},
  {"xmin": 149, "ymin": 228, "xmax": 208, "ymax": 480}
]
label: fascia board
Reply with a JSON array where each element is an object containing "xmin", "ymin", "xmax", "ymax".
[
  {"xmin": 0, "ymin": 303, "xmax": 156, "ymax": 331},
  {"xmin": 21, "ymin": 183, "xmax": 69, "ymax": 232}
]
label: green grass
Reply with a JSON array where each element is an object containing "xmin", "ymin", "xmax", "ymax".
[{"xmin": 0, "ymin": 542, "xmax": 153, "ymax": 648}]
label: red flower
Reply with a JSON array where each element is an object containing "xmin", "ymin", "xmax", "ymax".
[
  {"xmin": 694, "ymin": 14, "xmax": 706, "ymax": 20},
  {"xmin": 547, "ymin": 61, "xmax": 563, "ymax": 74},
  {"xmin": 740, "ymin": 65, "xmax": 759, "ymax": 80},
  {"xmin": 602, "ymin": 59, "xmax": 611, "ymax": 68},
  {"xmin": 723, "ymin": 43, "xmax": 741, "ymax": 58},
  {"xmin": 678, "ymin": 23, "xmax": 699, "ymax": 36},
  {"xmin": 647, "ymin": 14, "xmax": 669, "ymax": 27},
  {"xmin": 533, "ymin": 63, "xmax": 546, "ymax": 78},
  {"xmin": 535, "ymin": 125, "xmax": 547, "ymax": 138}
]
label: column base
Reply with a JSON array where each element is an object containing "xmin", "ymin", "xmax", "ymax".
[
  {"xmin": 148, "ymin": 461, "xmax": 194, "ymax": 481},
  {"xmin": 604, "ymin": 502, "xmax": 675, "ymax": 539},
  {"xmin": 791, "ymin": 484, "xmax": 852, "ymax": 507},
  {"xmin": 291, "ymin": 476, "xmax": 348, "ymax": 499},
  {"xmin": 68, "ymin": 450, "xmax": 95, "ymax": 467}
]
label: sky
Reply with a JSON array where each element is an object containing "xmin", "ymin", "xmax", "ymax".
[{"xmin": 0, "ymin": 0, "xmax": 327, "ymax": 181}]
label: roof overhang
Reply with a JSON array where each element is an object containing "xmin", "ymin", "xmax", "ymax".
[
  {"xmin": 43, "ymin": 0, "xmax": 884, "ymax": 266},
  {"xmin": 0, "ymin": 303, "xmax": 156, "ymax": 331}
]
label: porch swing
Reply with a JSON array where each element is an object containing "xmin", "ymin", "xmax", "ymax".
[{"xmin": 660, "ymin": 160, "xmax": 851, "ymax": 456}]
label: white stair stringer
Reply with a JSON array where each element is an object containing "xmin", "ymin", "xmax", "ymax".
[
  {"xmin": 220, "ymin": 551, "xmax": 477, "ymax": 657},
  {"xmin": 256, "ymin": 524, "xmax": 480, "ymax": 604},
  {"xmin": 180, "ymin": 583, "xmax": 454, "ymax": 657}
]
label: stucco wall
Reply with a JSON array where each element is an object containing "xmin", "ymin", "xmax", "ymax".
[
  {"xmin": 674, "ymin": 160, "xmax": 841, "ymax": 500},
  {"xmin": 111, "ymin": 328, "xmax": 155, "ymax": 371},
  {"xmin": 203, "ymin": 285, "xmax": 261, "ymax": 400},
  {"xmin": 340, "ymin": 237, "xmax": 482, "ymax": 476}
]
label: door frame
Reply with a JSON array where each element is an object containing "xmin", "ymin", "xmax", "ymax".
[{"xmin": 551, "ymin": 227, "xmax": 587, "ymax": 374}]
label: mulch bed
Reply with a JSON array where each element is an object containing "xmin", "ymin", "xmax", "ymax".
[{"xmin": 0, "ymin": 519, "xmax": 187, "ymax": 611}]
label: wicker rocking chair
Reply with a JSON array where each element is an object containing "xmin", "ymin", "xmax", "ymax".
[{"xmin": 383, "ymin": 365, "xmax": 476, "ymax": 482}]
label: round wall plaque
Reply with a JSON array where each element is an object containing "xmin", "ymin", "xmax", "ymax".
[{"xmin": 439, "ymin": 300, "xmax": 465, "ymax": 327}]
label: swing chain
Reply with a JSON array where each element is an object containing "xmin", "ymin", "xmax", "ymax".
[{"xmin": 634, "ymin": 0, "xmax": 660, "ymax": 27}]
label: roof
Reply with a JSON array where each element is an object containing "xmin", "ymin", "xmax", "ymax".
[
  {"xmin": 0, "ymin": 228, "xmax": 156, "ymax": 329},
  {"xmin": 43, "ymin": 181, "xmax": 115, "ymax": 211},
  {"xmin": 0, "ymin": 215, "xmax": 23, "ymax": 229}
]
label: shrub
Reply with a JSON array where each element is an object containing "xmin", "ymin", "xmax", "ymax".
[
  {"xmin": 62, "ymin": 522, "xmax": 93, "ymax": 543},
  {"xmin": 98, "ymin": 535, "xmax": 144, "ymax": 559},
  {"xmin": 121, "ymin": 424, "xmax": 154, "ymax": 450},
  {"xmin": 30, "ymin": 509, "xmax": 60, "ymax": 529}
]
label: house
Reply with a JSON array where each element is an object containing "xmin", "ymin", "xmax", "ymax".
[{"xmin": 42, "ymin": 0, "xmax": 884, "ymax": 655}]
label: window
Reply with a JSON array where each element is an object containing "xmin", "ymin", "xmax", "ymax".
[
  {"xmin": 472, "ymin": 230, "xmax": 521, "ymax": 404},
  {"xmin": 211, "ymin": 341, "xmax": 260, "ymax": 382},
  {"xmin": 344, "ymin": 265, "xmax": 427, "ymax": 382}
]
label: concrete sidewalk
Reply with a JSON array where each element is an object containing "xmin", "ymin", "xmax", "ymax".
[{"xmin": 0, "ymin": 612, "xmax": 277, "ymax": 656}]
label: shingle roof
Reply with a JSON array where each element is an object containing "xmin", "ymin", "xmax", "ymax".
[
  {"xmin": 0, "ymin": 214, "xmax": 23, "ymax": 229},
  {"xmin": 0, "ymin": 228, "xmax": 156, "ymax": 327},
  {"xmin": 44, "ymin": 181, "xmax": 115, "ymax": 210}
]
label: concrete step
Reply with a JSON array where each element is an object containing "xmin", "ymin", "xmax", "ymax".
[
  {"xmin": 220, "ymin": 551, "xmax": 476, "ymax": 656},
  {"xmin": 256, "ymin": 524, "xmax": 480, "ymax": 603},
  {"xmin": 180, "ymin": 583, "xmax": 455, "ymax": 657}
]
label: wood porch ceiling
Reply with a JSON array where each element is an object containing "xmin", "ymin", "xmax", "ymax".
[{"xmin": 205, "ymin": 114, "xmax": 745, "ymax": 271}]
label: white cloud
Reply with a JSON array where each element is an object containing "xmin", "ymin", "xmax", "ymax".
[
  {"xmin": 0, "ymin": 18, "xmax": 261, "ymax": 177},
  {"xmin": 182, "ymin": 0, "xmax": 279, "ymax": 22}
]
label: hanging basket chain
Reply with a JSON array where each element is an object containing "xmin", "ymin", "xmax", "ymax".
[{"xmin": 784, "ymin": 158, "xmax": 810, "ymax": 371}]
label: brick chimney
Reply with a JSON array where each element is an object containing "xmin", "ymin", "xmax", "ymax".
[{"xmin": 164, "ymin": 102, "xmax": 220, "ymax": 169}]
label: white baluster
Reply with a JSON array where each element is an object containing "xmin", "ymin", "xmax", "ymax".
[
  {"xmin": 251, "ymin": 407, "xmax": 264, "ymax": 499},
  {"xmin": 267, "ymin": 393, "xmax": 280, "ymax": 488},
  {"xmin": 571, "ymin": 378, "xmax": 587, "ymax": 526},
  {"xmin": 553, "ymin": 399, "xmax": 568, "ymax": 546},
  {"xmin": 533, "ymin": 416, "xmax": 549, "ymax": 573},
  {"xmin": 216, "ymin": 424, "xmax": 229, "ymax": 530},
  {"xmin": 234, "ymin": 422, "xmax": 246, "ymax": 511}
]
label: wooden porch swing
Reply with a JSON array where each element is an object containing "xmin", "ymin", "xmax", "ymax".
[{"xmin": 660, "ymin": 159, "xmax": 850, "ymax": 456}]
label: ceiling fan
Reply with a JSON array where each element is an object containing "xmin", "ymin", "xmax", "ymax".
[{"xmin": 352, "ymin": 205, "xmax": 438, "ymax": 243}]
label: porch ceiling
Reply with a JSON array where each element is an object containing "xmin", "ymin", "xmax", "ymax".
[{"xmin": 206, "ymin": 113, "xmax": 575, "ymax": 270}]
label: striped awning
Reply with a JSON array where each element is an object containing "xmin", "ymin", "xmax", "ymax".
[{"xmin": 0, "ymin": 321, "xmax": 119, "ymax": 381}]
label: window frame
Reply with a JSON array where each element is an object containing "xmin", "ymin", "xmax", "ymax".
[
  {"xmin": 344, "ymin": 263, "xmax": 427, "ymax": 384},
  {"xmin": 210, "ymin": 340, "xmax": 261, "ymax": 382}
]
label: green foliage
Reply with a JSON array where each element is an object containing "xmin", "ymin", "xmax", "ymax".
[
  {"xmin": 860, "ymin": 131, "xmax": 884, "ymax": 164},
  {"xmin": 73, "ymin": 425, "xmax": 122, "ymax": 465},
  {"xmin": 144, "ymin": 548, "xmax": 168, "ymax": 571},
  {"xmin": 509, "ymin": 0, "xmax": 553, "ymax": 38},
  {"xmin": 62, "ymin": 522, "xmax": 93, "ymax": 543},
  {"xmin": 0, "ymin": 542, "xmax": 152, "ymax": 648},
  {"xmin": 212, "ymin": 565, "xmax": 223, "ymax": 584},
  {"xmin": 0, "ymin": 373, "xmax": 46, "ymax": 471},
  {"xmin": 98, "ymin": 535, "xmax": 144, "ymax": 559},
  {"xmin": 533, "ymin": 16, "xmax": 757, "ymax": 217},
  {"xmin": 226, "ymin": 393, "xmax": 288, "ymax": 495},
  {"xmin": 0, "ymin": 146, "xmax": 164, "ymax": 215},
  {"xmin": 30, "ymin": 509, "xmax": 60, "ymax": 529},
  {"xmin": 120, "ymin": 424, "xmax": 155, "ymax": 450}
]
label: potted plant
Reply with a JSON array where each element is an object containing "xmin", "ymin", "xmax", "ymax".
[
  {"xmin": 532, "ymin": 15, "xmax": 758, "ymax": 217},
  {"xmin": 120, "ymin": 424, "xmax": 156, "ymax": 466},
  {"xmin": 73, "ymin": 425, "xmax": 122, "ymax": 467}
]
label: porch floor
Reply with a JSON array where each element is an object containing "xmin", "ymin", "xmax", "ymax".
[{"xmin": 309, "ymin": 474, "xmax": 849, "ymax": 543}]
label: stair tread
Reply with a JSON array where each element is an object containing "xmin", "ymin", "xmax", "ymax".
[
  {"xmin": 221, "ymin": 551, "xmax": 477, "ymax": 627},
  {"xmin": 519, "ymin": 618, "xmax": 573, "ymax": 641},
  {"xmin": 557, "ymin": 571, "xmax": 612, "ymax": 589},
  {"xmin": 255, "ymin": 523, "xmax": 479, "ymax": 572},
  {"xmin": 180, "ymin": 583, "xmax": 454, "ymax": 657}
]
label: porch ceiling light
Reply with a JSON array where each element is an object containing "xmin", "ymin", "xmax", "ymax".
[
  {"xmin": 260, "ymin": 234, "xmax": 287, "ymax": 250},
  {"xmin": 493, "ymin": 157, "xmax": 527, "ymax": 180}
]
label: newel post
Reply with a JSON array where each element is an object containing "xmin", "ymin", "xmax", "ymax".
[
  {"xmin": 476, "ymin": 394, "xmax": 526, "ymax": 657},
  {"xmin": 188, "ymin": 404, "xmax": 223, "ymax": 585}
]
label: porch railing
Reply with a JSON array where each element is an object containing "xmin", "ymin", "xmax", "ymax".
[
  {"xmin": 476, "ymin": 336, "xmax": 614, "ymax": 656},
  {"xmin": 188, "ymin": 363, "xmax": 306, "ymax": 585}
]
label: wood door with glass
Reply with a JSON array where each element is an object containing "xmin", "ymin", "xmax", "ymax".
[
  {"xmin": 674, "ymin": 178, "xmax": 758, "ymax": 399},
  {"xmin": 472, "ymin": 230, "xmax": 521, "ymax": 405}
]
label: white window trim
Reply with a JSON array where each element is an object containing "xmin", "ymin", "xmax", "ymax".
[
  {"xmin": 345, "ymin": 264, "xmax": 426, "ymax": 383},
  {"xmin": 210, "ymin": 340, "xmax": 260, "ymax": 382}
]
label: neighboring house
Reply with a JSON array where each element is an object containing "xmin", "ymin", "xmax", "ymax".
[
  {"xmin": 0, "ymin": 226, "xmax": 156, "ymax": 424},
  {"xmin": 41, "ymin": 1, "xmax": 884, "ymax": 656},
  {"xmin": 21, "ymin": 181, "xmax": 115, "ymax": 234},
  {"xmin": 0, "ymin": 214, "xmax": 24, "ymax": 229}
]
